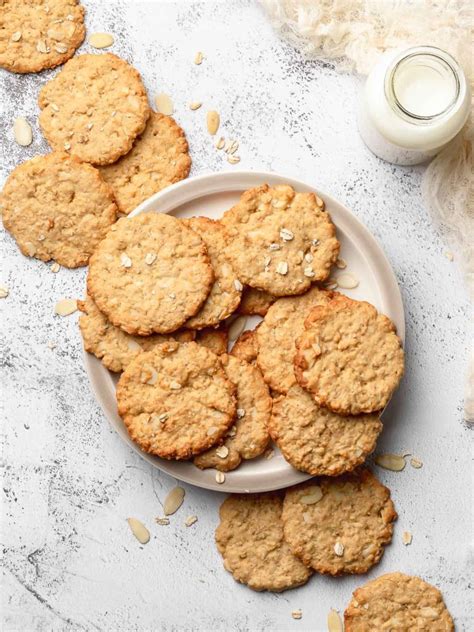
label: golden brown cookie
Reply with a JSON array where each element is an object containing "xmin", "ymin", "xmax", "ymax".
[
  {"xmin": 0, "ymin": 0, "xmax": 85, "ymax": 73},
  {"xmin": 221, "ymin": 184, "xmax": 339, "ymax": 296},
  {"xmin": 99, "ymin": 112, "xmax": 191, "ymax": 215},
  {"xmin": 195, "ymin": 326, "xmax": 228, "ymax": 356},
  {"xmin": 344, "ymin": 573, "xmax": 454, "ymax": 631},
  {"xmin": 194, "ymin": 354, "xmax": 271, "ymax": 471},
  {"xmin": 294, "ymin": 295, "xmax": 404, "ymax": 414},
  {"xmin": 78, "ymin": 294, "xmax": 194, "ymax": 373},
  {"xmin": 230, "ymin": 328, "xmax": 259, "ymax": 365},
  {"xmin": 215, "ymin": 493, "xmax": 312, "ymax": 592},
  {"xmin": 269, "ymin": 385, "xmax": 381, "ymax": 475},
  {"xmin": 183, "ymin": 217, "xmax": 242, "ymax": 329},
  {"xmin": 116, "ymin": 341, "xmax": 237, "ymax": 460},
  {"xmin": 87, "ymin": 212, "xmax": 214, "ymax": 335},
  {"xmin": 256, "ymin": 287, "xmax": 334, "ymax": 394},
  {"xmin": 238, "ymin": 287, "xmax": 276, "ymax": 316},
  {"xmin": 282, "ymin": 469, "xmax": 396, "ymax": 575},
  {"xmin": 38, "ymin": 53, "xmax": 150, "ymax": 165},
  {"xmin": 1, "ymin": 152, "xmax": 117, "ymax": 267}
]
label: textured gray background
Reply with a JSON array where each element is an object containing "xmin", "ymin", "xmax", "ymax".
[{"xmin": 1, "ymin": 1, "xmax": 472, "ymax": 631}]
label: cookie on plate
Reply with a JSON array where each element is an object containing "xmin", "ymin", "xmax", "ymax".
[
  {"xmin": 116, "ymin": 341, "xmax": 236, "ymax": 460},
  {"xmin": 294, "ymin": 295, "xmax": 404, "ymax": 414},
  {"xmin": 221, "ymin": 184, "xmax": 339, "ymax": 296},
  {"xmin": 195, "ymin": 326, "xmax": 228, "ymax": 356},
  {"xmin": 1, "ymin": 152, "xmax": 117, "ymax": 267},
  {"xmin": 78, "ymin": 294, "xmax": 194, "ymax": 373},
  {"xmin": 269, "ymin": 385, "xmax": 381, "ymax": 475},
  {"xmin": 256, "ymin": 287, "xmax": 334, "ymax": 394},
  {"xmin": 344, "ymin": 572, "xmax": 454, "ymax": 631},
  {"xmin": 238, "ymin": 287, "xmax": 276, "ymax": 316},
  {"xmin": 282, "ymin": 468, "xmax": 396, "ymax": 575},
  {"xmin": 215, "ymin": 493, "xmax": 312, "ymax": 592},
  {"xmin": 99, "ymin": 112, "xmax": 191, "ymax": 215},
  {"xmin": 38, "ymin": 53, "xmax": 150, "ymax": 165},
  {"xmin": 230, "ymin": 328, "xmax": 259, "ymax": 365},
  {"xmin": 87, "ymin": 212, "xmax": 214, "ymax": 335},
  {"xmin": 0, "ymin": 0, "xmax": 85, "ymax": 73},
  {"xmin": 194, "ymin": 354, "xmax": 271, "ymax": 471},
  {"xmin": 183, "ymin": 217, "xmax": 242, "ymax": 329}
]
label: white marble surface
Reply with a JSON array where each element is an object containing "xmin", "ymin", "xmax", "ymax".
[{"xmin": 1, "ymin": 2, "xmax": 472, "ymax": 631}]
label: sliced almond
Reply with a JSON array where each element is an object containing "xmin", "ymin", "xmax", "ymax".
[
  {"xmin": 207, "ymin": 110, "xmax": 220, "ymax": 135},
  {"xmin": 291, "ymin": 610, "xmax": 302, "ymax": 620},
  {"xmin": 184, "ymin": 515, "xmax": 198, "ymax": 527},
  {"xmin": 300, "ymin": 486, "xmax": 323, "ymax": 505},
  {"xmin": 189, "ymin": 101, "xmax": 202, "ymax": 111},
  {"xmin": 0, "ymin": 285, "xmax": 9, "ymax": 299},
  {"xmin": 402, "ymin": 531, "xmax": 412, "ymax": 545},
  {"xmin": 327, "ymin": 609, "xmax": 343, "ymax": 632},
  {"xmin": 163, "ymin": 486, "xmax": 185, "ymax": 515},
  {"xmin": 54, "ymin": 299, "xmax": 77, "ymax": 316},
  {"xmin": 154, "ymin": 93, "xmax": 174, "ymax": 116},
  {"xmin": 194, "ymin": 51, "xmax": 204, "ymax": 65},
  {"xmin": 216, "ymin": 446, "xmax": 229, "ymax": 459},
  {"xmin": 215, "ymin": 136, "xmax": 225, "ymax": 150},
  {"xmin": 336, "ymin": 272, "xmax": 359, "ymax": 289},
  {"xmin": 127, "ymin": 517, "xmax": 150, "ymax": 544},
  {"xmin": 50, "ymin": 262, "xmax": 60, "ymax": 273},
  {"xmin": 215, "ymin": 471, "xmax": 226, "ymax": 484},
  {"xmin": 375, "ymin": 453, "xmax": 406, "ymax": 471},
  {"xmin": 410, "ymin": 457, "xmax": 423, "ymax": 469},
  {"xmin": 11, "ymin": 31, "xmax": 22, "ymax": 42},
  {"xmin": 228, "ymin": 315, "xmax": 247, "ymax": 341},
  {"xmin": 89, "ymin": 32, "xmax": 114, "ymax": 49},
  {"xmin": 13, "ymin": 117, "xmax": 33, "ymax": 147}
]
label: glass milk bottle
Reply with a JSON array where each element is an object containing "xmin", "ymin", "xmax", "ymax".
[{"xmin": 358, "ymin": 46, "xmax": 471, "ymax": 165}]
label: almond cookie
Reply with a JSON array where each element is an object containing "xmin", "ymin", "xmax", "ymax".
[
  {"xmin": 183, "ymin": 217, "xmax": 242, "ymax": 329},
  {"xmin": 196, "ymin": 326, "xmax": 228, "ymax": 356},
  {"xmin": 256, "ymin": 287, "xmax": 334, "ymax": 394},
  {"xmin": 1, "ymin": 152, "xmax": 117, "ymax": 267},
  {"xmin": 238, "ymin": 287, "xmax": 276, "ymax": 316},
  {"xmin": 345, "ymin": 573, "xmax": 454, "ymax": 631},
  {"xmin": 230, "ymin": 328, "xmax": 259, "ymax": 365},
  {"xmin": 38, "ymin": 53, "xmax": 150, "ymax": 165},
  {"xmin": 215, "ymin": 493, "xmax": 312, "ymax": 592},
  {"xmin": 270, "ymin": 386, "xmax": 381, "ymax": 475},
  {"xmin": 116, "ymin": 341, "xmax": 236, "ymax": 460},
  {"xmin": 78, "ymin": 294, "xmax": 194, "ymax": 373},
  {"xmin": 99, "ymin": 112, "xmax": 191, "ymax": 215},
  {"xmin": 194, "ymin": 354, "xmax": 271, "ymax": 471},
  {"xmin": 282, "ymin": 468, "xmax": 396, "ymax": 575},
  {"xmin": 294, "ymin": 295, "xmax": 404, "ymax": 414},
  {"xmin": 0, "ymin": 0, "xmax": 85, "ymax": 74},
  {"xmin": 87, "ymin": 212, "xmax": 214, "ymax": 335},
  {"xmin": 221, "ymin": 184, "xmax": 339, "ymax": 296}
]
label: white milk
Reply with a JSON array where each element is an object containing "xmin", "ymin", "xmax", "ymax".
[{"xmin": 358, "ymin": 46, "xmax": 471, "ymax": 165}]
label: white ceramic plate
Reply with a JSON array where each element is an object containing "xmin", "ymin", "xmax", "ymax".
[{"xmin": 83, "ymin": 170, "xmax": 404, "ymax": 493}]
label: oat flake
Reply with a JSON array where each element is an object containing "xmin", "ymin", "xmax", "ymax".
[
  {"xmin": 0, "ymin": 285, "xmax": 9, "ymax": 299},
  {"xmin": 291, "ymin": 610, "xmax": 302, "ymax": 620},
  {"xmin": 410, "ymin": 457, "xmax": 423, "ymax": 469},
  {"xmin": 215, "ymin": 471, "xmax": 226, "ymax": 484},
  {"xmin": 402, "ymin": 531, "xmax": 413, "ymax": 545},
  {"xmin": 185, "ymin": 515, "xmax": 198, "ymax": 527}
]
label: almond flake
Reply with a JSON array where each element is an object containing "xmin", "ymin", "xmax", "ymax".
[
  {"xmin": 13, "ymin": 117, "xmax": 33, "ymax": 146},
  {"xmin": 276, "ymin": 261, "xmax": 288, "ymax": 275},
  {"xmin": 127, "ymin": 339, "xmax": 142, "ymax": 351},
  {"xmin": 280, "ymin": 228, "xmax": 294, "ymax": 241},
  {"xmin": 120, "ymin": 253, "xmax": 132, "ymax": 268},
  {"xmin": 300, "ymin": 486, "xmax": 323, "ymax": 504},
  {"xmin": 194, "ymin": 51, "xmax": 204, "ymax": 65},
  {"xmin": 233, "ymin": 279, "xmax": 243, "ymax": 292},
  {"xmin": 169, "ymin": 381, "xmax": 182, "ymax": 390},
  {"xmin": 89, "ymin": 32, "xmax": 114, "ymax": 49},
  {"xmin": 155, "ymin": 93, "xmax": 174, "ymax": 116},
  {"xmin": 402, "ymin": 531, "xmax": 413, "ymax": 545},
  {"xmin": 0, "ymin": 285, "xmax": 9, "ymax": 299},
  {"xmin": 145, "ymin": 252, "xmax": 157, "ymax": 265},
  {"xmin": 336, "ymin": 272, "xmax": 359, "ymax": 289},
  {"xmin": 328, "ymin": 609, "xmax": 343, "ymax": 632},
  {"xmin": 304, "ymin": 266, "xmax": 315, "ymax": 278},
  {"xmin": 54, "ymin": 298, "xmax": 77, "ymax": 316},
  {"xmin": 50, "ymin": 262, "xmax": 60, "ymax": 273},
  {"xmin": 269, "ymin": 243, "xmax": 280, "ymax": 251},
  {"xmin": 189, "ymin": 101, "xmax": 202, "ymax": 110},
  {"xmin": 36, "ymin": 39, "xmax": 49, "ymax": 53},
  {"xmin": 304, "ymin": 253, "xmax": 313, "ymax": 263},
  {"xmin": 410, "ymin": 457, "xmax": 423, "ymax": 469},
  {"xmin": 127, "ymin": 517, "xmax": 150, "ymax": 544},
  {"xmin": 185, "ymin": 515, "xmax": 198, "ymax": 527},
  {"xmin": 155, "ymin": 517, "xmax": 170, "ymax": 525},
  {"xmin": 335, "ymin": 258, "xmax": 347, "ymax": 269},
  {"xmin": 334, "ymin": 541, "xmax": 344, "ymax": 556},
  {"xmin": 54, "ymin": 42, "xmax": 68, "ymax": 53},
  {"xmin": 227, "ymin": 155, "xmax": 240, "ymax": 164},
  {"xmin": 215, "ymin": 136, "xmax": 225, "ymax": 150},
  {"xmin": 291, "ymin": 610, "xmax": 302, "ymax": 620},
  {"xmin": 11, "ymin": 31, "xmax": 22, "ymax": 42},
  {"xmin": 157, "ymin": 413, "xmax": 168, "ymax": 423},
  {"xmin": 228, "ymin": 316, "xmax": 247, "ymax": 341},
  {"xmin": 215, "ymin": 471, "xmax": 226, "ymax": 484},
  {"xmin": 216, "ymin": 446, "xmax": 229, "ymax": 459},
  {"xmin": 207, "ymin": 110, "xmax": 220, "ymax": 135},
  {"xmin": 375, "ymin": 453, "xmax": 406, "ymax": 471},
  {"xmin": 236, "ymin": 408, "xmax": 246, "ymax": 419},
  {"xmin": 163, "ymin": 486, "xmax": 185, "ymax": 515}
]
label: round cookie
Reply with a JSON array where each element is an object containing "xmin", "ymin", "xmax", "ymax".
[
  {"xmin": 221, "ymin": 184, "xmax": 340, "ymax": 296},
  {"xmin": 78, "ymin": 294, "xmax": 194, "ymax": 373},
  {"xmin": 99, "ymin": 112, "xmax": 191, "ymax": 215},
  {"xmin": 183, "ymin": 217, "xmax": 242, "ymax": 329},
  {"xmin": 256, "ymin": 287, "xmax": 334, "ymax": 394},
  {"xmin": 344, "ymin": 573, "xmax": 454, "ymax": 631},
  {"xmin": 238, "ymin": 287, "xmax": 276, "ymax": 316},
  {"xmin": 294, "ymin": 294, "xmax": 405, "ymax": 414},
  {"xmin": 282, "ymin": 468, "xmax": 397, "ymax": 575},
  {"xmin": 194, "ymin": 354, "xmax": 271, "ymax": 471},
  {"xmin": 215, "ymin": 493, "xmax": 312, "ymax": 592},
  {"xmin": 1, "ymin": 152, "xmax": 117, "ymax": 267},
  {"xmin": 38, "ymin": 53, "xmax": 150, "ymax": 165},
  {"xmin": 195, "ymin": 326, "xmax": 228, "ymax": 356},
  {"xmin": 116, "ymin": 341, "xmax": 237, "ymax": 460},
  {"xmin": 87, "ymin": 212, "xmax": 214, "ymax": 335},
  {"xmin": 0, "ymin": 0, "xmax": 85, "ymax": 74},
  {"xmin": 230, "ymin": 328, "xmax": 259, "ymax": 365},
  {"xmin": 269, "ymin": 385, "xmax": 382, "ymax": 475}
]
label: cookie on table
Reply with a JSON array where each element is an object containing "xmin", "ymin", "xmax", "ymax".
[
  {"xmin": 195, "ymin": 326, "xmax": 228, "ymax": 356},
  {"xmin": 116, "ymin": 341, "xmax": 236, "ymax": 460},
  {"xmin": 294, "ymin": 294, "xmax": 404, "ymax": 414},
  {"xmin": 230, "ymin": 328, "xmax": 259, "ymax": 365},
  {"xmin": 215, "ymin": 493, "xmax": 312, "ymax": 592},
  {"xmin": 238, "ymin": 287, "xmax": 276, "ymax": 316},
  {"xmin": 256, "ymin": 287, "xmax": 334, "ymax": 394},
  {"xmin": 78, "ymin": 294, "xmax": 194, "ymax": 373},
  {"xmin": 221, "ymin": 184, "xmax": 339, "ymax": 296},
  {"xmin": 269, "ymin": 385, "xmax": 381, "ymax": 475},
  {"xmin": 282, "ymin": 468, "xmax": 396, "ymax": 575},
  {"xmin": 183, "ymin": 217, "xmax": 242, "ymax": 329},
  {"xmin": 1, "ymin": 152, "xmax": 117, "ymax": 267},
  {"xmin": 87, "ymin": 212, "xmax": 214, "ymax": 335},
  {"xmin": 194, "ymin": 354, "xmax": 271, "ymax": 472},
  {"xmin": 99, "ymin": 112, "xmax": 191, "ymax": 215},
  {"xmin": 0, "ymin": 0, "xmax": 85, "ymax": 73},
  {"xmin": 38, "ymin": 53, "xmax": 150, "ymax": 165},
  {"xmin": 344, "ymin": 573, "xmax": 454, "ymax": 631}
]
